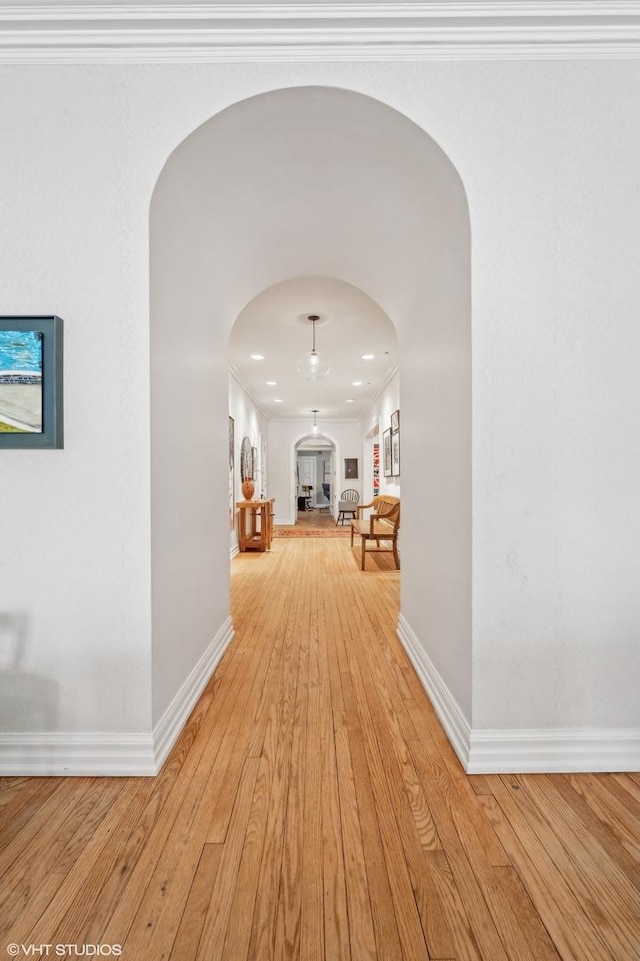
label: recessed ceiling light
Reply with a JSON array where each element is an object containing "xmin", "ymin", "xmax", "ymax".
[
  {"xmin": 266, "ymin": 381, "xmax": 277, "ymax": 386},
  {"xmin": 274, "ymin": 398, "xmax": 283, "ymax": 403},
  {"xmin": 361, "ymin": 353, "xmax": 375, "ymax": 360},
  {"xmin": 251, "ymin": 353, "xmax": 265, "ymax": 361},
  {"xmin": 352, "ymin": 381, "xmax": 363, "ymax": 387},
  {"xmin": 345, "ymin": 398, "xmax": 355, "ymax": 403}
]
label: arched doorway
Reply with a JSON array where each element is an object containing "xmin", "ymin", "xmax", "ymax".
[
  {"xmin": 229, "ymin": 274, "xmax": 399, "ymax": 529},
  {"xmin": 150, "ymin": 86, "xmax": 471, "ymax": 753}
]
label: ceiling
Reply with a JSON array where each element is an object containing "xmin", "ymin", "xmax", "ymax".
[{"xmin": 229, "ymin": 275, "xmax": 398, "ymax": 424}]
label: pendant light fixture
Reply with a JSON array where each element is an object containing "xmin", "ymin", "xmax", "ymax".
[
  {"xmin": 297, "ymin": 314, "xmax": 330, "ymax": 381},
  {"xmin": 311, "ymin": 409, "xmax": 319, "ymax": 435}
]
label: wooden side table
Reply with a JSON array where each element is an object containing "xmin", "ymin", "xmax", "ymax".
[{"xmin": 236, "ymin": 498, "xmax": 275, "ymax": 552}]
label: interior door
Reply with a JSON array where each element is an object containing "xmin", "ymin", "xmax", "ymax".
[
  {"xmin": 297, "ymin": 455, "xmax": 316, "ymax": 508},
  {"xmin": 322, "ymin": 451, "xmax": 333, "ymax": 507}
]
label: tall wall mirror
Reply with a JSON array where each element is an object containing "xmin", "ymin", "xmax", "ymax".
[{"xmin": 240, "ymin": 436, "xmax": 252, "ymax": 481}]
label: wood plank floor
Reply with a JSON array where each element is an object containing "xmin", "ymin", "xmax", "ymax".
[{"xmin": 1, "ymin": 537, "xmax": 639, "ymax": 960}]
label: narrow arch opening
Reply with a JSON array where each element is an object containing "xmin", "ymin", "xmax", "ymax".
[{"xmin": 150, "ymin": 85, "xmax": 471, "ymax": 758}]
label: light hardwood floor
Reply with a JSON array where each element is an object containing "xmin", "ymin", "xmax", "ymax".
[{"xmin": 1, "ymin": 537, "xmax": 639, "ymax": 960}]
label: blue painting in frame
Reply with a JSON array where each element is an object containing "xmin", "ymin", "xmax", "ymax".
[{"xmin": 0, "ymin": 316, "xmax": 64, "ymax": 449}]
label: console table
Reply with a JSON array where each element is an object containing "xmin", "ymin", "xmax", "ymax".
[{"xmin": 236, "ymin": 498, "xmax": 275, "ymax": 552}]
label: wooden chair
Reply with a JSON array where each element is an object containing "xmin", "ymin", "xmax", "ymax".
[
  {"xmin": 350, "ymin": 495, "xmax": 400, "ymax": 570},
  {"xmin": 336, "ymin": 488, "xmax": 360, "ymax": 525}
]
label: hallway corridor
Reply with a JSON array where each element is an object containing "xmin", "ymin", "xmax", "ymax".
[{"xmin": 1, "ymin": 537, "xmax": 639, "ymax": 960}]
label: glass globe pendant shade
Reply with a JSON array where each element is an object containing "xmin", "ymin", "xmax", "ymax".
[
  {"xmin": 297, "ymin": 314, "xmax": 331, "ymax": 381},
  {"xmin": 297, "ymin": 349, "xmax": 331, "ymax": 381}
]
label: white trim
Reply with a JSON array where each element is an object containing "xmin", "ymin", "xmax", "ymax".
[
  {"xmin": 0, "ymin": 1, "xmax": 638, "ymax": 62},
  {"xmin": 467, "ymin": 727, "xmax": 640, "ymax": 773},
  {"xmin": 152, "ymin": 614, "xmax": 234, "ymax": 772},
  {"xmin": 397, "ymin": 613, "xmax": 471, "ymax": 769},
  {"xmin": 229, "ymin": 365, "xmax": 269, "ymax": 422},
  {"xmin": 360, "ymin": 363, "xmax": 400, "ymax": 432},
  {"xmin": 0, "ymin": 616, "xmax": 234, "ymax": 776},
  {"xmin": 3, "ymin": 4, "xmax": 639, "ymax": 21},
  {"xmin": 398, "ymin": 613, "xmax": 640, "ymax": 774},
  {"xmin": 0, "ymin": 732, "xmax": 157, "ymax": 776}
]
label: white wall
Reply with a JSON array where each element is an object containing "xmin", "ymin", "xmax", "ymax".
[
  {"xmin": 335, "ymin": 432, "xmax": 365, "ymax": 510},
  {"xmin": 268, "ymin": 420, "xmax": 364, "ymax": 524},
  {"xmin": 0, "ymin": 67, "xmax": 154, "ymax": 743},
  {"xmin": 468, "ymin": 64, "xmax": 640, "ymax": 736},
  {"xmin": 362, "ymin": 371, "xmax": 401, "ymax": 502},
  {"xmin": 1, "ymin": 60, "xmax": 639, "ymax": 773}
]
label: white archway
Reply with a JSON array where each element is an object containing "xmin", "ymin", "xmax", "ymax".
[
  {"xmin": 150, "ymin": 86, "xmax": 471, "ymax": 757},
  {"xmin": 293, "ymin": 429, "xmax": 341, "ymax": 522}
]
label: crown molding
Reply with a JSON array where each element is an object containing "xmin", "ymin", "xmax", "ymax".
[
  {"xmin": 0, "ymin": 1, "xmax": 638, "ymax": 62},
  {"xmin": 360, "ymin": 362, "xmax": 400, "ymax": 431},
  {"xmin": 229, "ymin": 364, "xmax": 270, "ymax": 422}
]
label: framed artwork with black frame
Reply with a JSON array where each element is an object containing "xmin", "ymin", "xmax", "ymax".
[
  {"xmin": 391, "ymin": 429, "xmax": 400, "ymax": 476},
  {"xmin": 391, "ymin": 409, "xmax": 400, "ymax": 433},
  {"xmin": 383, "ymin": 428, "xmax": 392, "ymax": 477},
  {"xmin": 344, "ymin": 457, "xmax": 358, "ymax": 479},
  {"xmin": 0, "ymin": 315, "xmax": 63, "ymax": 449}
]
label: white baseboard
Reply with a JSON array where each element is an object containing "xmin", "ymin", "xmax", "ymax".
[
  {"xmin": 467, "ymin": 728, "xmax": 640, "ymax": 774},
  {"xmin": 0, "ymin": 617, "xmax": 234, "ymax": 777},
  {"xmin": 397, "ymin": 614, "xmax": 471, "ymax": 769},
  {"xmin": 0, "ymin": 732, "xmax": 157, "ymax": 776},
  {"xmin": 397, "ymin": 614, "xmax": 640, "ymax": 774},
  {"xmin": 153, "ymin": 615, "xmax": 234, "ymax": 772}
]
